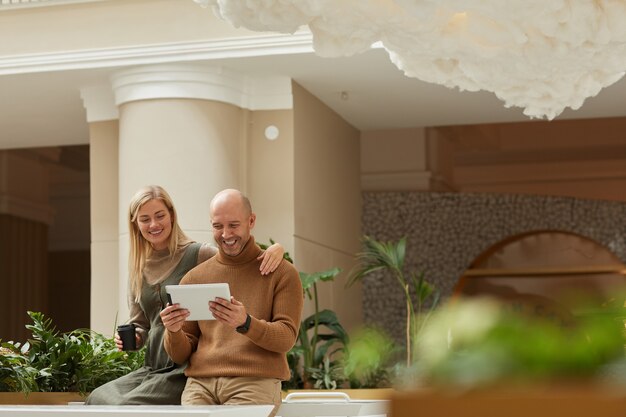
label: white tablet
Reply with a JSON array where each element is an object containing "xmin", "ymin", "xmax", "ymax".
[{"xmin": 165, "ymin": 283, "xmax": 231, "ymax": 321}]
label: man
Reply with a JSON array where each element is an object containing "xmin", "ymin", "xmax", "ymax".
[{"xmin": 161, "ymin": 189, "xmax": 302, "ymax": 414}]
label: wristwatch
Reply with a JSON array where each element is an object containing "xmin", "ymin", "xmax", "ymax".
[{"xmin": 236, "ymin": 314, "xmax": 251, "ymax": 334}]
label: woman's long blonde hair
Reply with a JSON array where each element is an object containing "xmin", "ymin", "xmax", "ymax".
[{"xmin": 128, "ymin": 185, "xmax": 192, "ymax": 302}]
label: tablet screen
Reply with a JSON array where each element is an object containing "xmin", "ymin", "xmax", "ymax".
[{"xmin": 165, "ymin": 283, "xmax": 231, "ymax": 320}]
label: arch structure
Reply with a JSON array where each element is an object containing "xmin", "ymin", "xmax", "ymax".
[
  {"xmin": 362, "ymin": 191, "xmax": 626, "ymax": 343},
  {"xmin": 455, "ymin": 230, "xmax": 626, "ymax": 322}
]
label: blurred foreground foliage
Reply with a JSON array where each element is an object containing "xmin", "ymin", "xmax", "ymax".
[{"xmin": 411, "ymin": 297, "xmax": 626, "ymax": 388}]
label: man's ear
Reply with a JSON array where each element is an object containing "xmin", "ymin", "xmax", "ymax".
[{"xmin": 249, "ymin": 213, "xmax": 256, "ymax": 229}]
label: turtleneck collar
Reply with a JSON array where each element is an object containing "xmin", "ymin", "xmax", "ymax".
[
  {"xmin": 216, "ymin": 235, "xmax": 261, "ymax": 266},
  {"xmin": 143, "ymin": 241, "xmax": 193, "ymax": 285}
]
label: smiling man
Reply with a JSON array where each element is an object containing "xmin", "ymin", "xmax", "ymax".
[
  {"xmin": 210, "ymin": 189, "xmax": 254, "ymax": 257},
  {"xmin": 161, "ymin": 189, "xmax": 302, "ymax": 416}
]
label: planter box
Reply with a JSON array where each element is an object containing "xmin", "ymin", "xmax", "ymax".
[
  {"xmin": 391, "ymin": 386, "xmax": 626, "ymax": 417},
  {"xmin": 0, "ymin": 392, "xmax": 86, "ymax": 405}
]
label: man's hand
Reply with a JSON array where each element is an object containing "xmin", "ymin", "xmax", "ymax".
[
  {"xmin": 159, "ymin": 303, "xmax": 190, "ymax": 333},
  {"xmin": 210, "ymin": 296, "xmax": 248, "ymax": 329}
]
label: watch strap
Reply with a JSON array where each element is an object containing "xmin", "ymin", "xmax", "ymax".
[{"xmin": 236, "ymin": 314, "xmax": 251, "ymax": 334}]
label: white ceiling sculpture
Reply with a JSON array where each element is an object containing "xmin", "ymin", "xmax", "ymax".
[{"xmin": 195, "ymin": 0, "xmax": 626, "ymax": 120}]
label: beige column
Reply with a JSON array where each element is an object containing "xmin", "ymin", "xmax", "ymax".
[
  {"xmin": 292, "ymin": 83, "xmax": 363, "ymax": 333},
  {"xmin": 111, "ymin": 64, "xmax": 293, "ymax": 322},
  {"xmin": 82, "ymin": 86, "xmax": 121, "ymax": 335},
  {"xmin": 88, "ymin": 121, "xmax": 120, "ymax": 335}
]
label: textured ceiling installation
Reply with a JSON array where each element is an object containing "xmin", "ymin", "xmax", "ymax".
[{"xmin": 196, "ymin": 0, "xmax": 626, "ymax": 120}]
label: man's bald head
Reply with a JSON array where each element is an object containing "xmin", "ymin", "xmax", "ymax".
[
  {"xmin": 210, "ymin": 189, "xmax": 252, "ymax": 217},
  {"xmin": 210, "ymin": 189, "xmax": 255, "ymax": 257}
]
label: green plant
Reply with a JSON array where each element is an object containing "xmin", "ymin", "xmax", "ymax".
[
  {"xmin": 72, "ymin": 330, "xmax": 144, "ymax": 393},
  {"xmin": 258, "ymin": 241, "xmax": 349, "ymax": 390},
  {"xmin": 413, "ymin": 297, "xmax": 626, "ymax": 388},
  {"xmin": 285, "ymin": 268, "xmax": 349, "ymax": 389},
  {"xmin": 343, "ymin": 327, "xmax": 397, "ymax": 388},
  {"xmin": 0, "ymin": 343, "xmax": 38, "ymax": 393},
  {"xmin": 0, "ymin": 311, "xmax": 144, "ymax": 395},
  {"xmin": 347, "ymin": 236, "xmax": 439, "ymax": 366},
  {"xmin": 307, "ymin": 356, "xmax": 344, "ymax": 390}
]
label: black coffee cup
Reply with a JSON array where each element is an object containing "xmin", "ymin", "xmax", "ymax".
[{"xmin": 117, "ymin": 323, "xmax": 136, "ymax": 351}]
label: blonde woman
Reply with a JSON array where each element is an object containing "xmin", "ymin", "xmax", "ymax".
[{"xmin": 86, "ymin": 185, "xmax": 284, "ymax": 405}]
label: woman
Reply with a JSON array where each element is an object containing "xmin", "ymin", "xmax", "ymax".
[{"xmin": 86, "ymin": 185, "xmax": 284, "ymax": 405}]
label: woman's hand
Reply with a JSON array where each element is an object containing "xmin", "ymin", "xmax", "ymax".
[
  {"xmin": 258, "ymin": 243, "xmax": 284, "ymax": 275},
  {"xmin": 159, "ymin": 303, "xmax": 190, "ymax": 333},
  {"xmin": 114, "ymin": 333, "xmax": 124, "ymax": 351},
  {"xmin": 114, "ymin": 332, "xmax": 140, "ymax": 351}
]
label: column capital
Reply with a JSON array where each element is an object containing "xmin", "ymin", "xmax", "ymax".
[
  {"xmin": 80, "ymin": 85, "xmax": 119, "ymax": 123},
  {"xmin": 111, "ymin": 64, "xmax": 293, "ymax": 110}
]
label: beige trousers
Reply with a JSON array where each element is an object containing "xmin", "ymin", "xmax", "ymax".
[{"xmin": 182, "ymin": 376, "xmax": 282, "ymax": 417}]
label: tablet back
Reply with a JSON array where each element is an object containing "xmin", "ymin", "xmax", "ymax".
[{"xmin": 165, "ymin": 283, "xmax": 231, "ymax": 320}]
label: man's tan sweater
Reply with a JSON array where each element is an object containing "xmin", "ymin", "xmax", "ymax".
[{"xmin": 163, "ymin": 236, "xmax": 303, "ymax": 380}]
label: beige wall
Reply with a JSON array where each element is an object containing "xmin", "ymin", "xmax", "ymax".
[
  {"xmin": 89, "ymin": 120, "xmax": 119, "ymax": 334},
  {"xmin": 292, "ymin": 82, "xmax": 363, "ymax": 333},
  {"xmin": 361, "ymin": 117, "xmax": 626, "ymax": 203},
  {"xmin": 361, "ymin": 127, "xmax": 455, "ymax": 191},
  {"xmin": 246, "ymin": 109, "xmax": 296, "ymax": 255},
  {"xmin": 361, "ymin": 128, "xmax": 428, "ymax": 174},
  {"xmin": 0, "ymin": 0, "xmax": 258, "ymax": 56}
]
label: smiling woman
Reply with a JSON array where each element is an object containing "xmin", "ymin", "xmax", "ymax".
[{"xmin": 136, "ymin": 199, "xmax": 174, "ymax": 251}]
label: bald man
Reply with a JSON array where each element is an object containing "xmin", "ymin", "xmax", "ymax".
[{"xmin": 161, "ymin": 189, "xmax": 302, "ymax": 415}]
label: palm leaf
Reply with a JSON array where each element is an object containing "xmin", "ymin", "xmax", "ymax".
[{"xmin": 347, "ymin": 236, "xmax": 406, "ymax": 287}]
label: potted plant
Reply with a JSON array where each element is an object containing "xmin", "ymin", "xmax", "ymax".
[
  {"xmin": 347, "ymin": 235, "xmax": 439, "ymax": 367},
  {"xmin": 0, "ymin": 311, "xmax": 144, "ymax": 404},
  {"xmin": 285, "ymin": 267, "xmax": 349, "ymax": 390},
  {"xmin": 342, "ymin": 326, "xmax": 396, "ymax": 389},
  {"xmin": 258, "ymin": 241, "xmax": 350, "ymax": 392}
]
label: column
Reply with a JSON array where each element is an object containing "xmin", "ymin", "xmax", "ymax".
[
  {"xmin": 82, "ymin": 85, "xmax": 120, "ymax": 335},
  {"xmin": 111, "ymin": 64, "xmax": 293, "ymax": 322}
]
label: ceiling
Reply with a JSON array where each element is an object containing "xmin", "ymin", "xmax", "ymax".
[{"xmin": 2, "ymin": 46, "xmax": 626, "ymax": 150}]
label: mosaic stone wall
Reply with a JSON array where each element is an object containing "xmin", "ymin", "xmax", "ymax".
[{"xmin": 361, "ymin": 192, "xmax": 626, "ymax": 344}]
